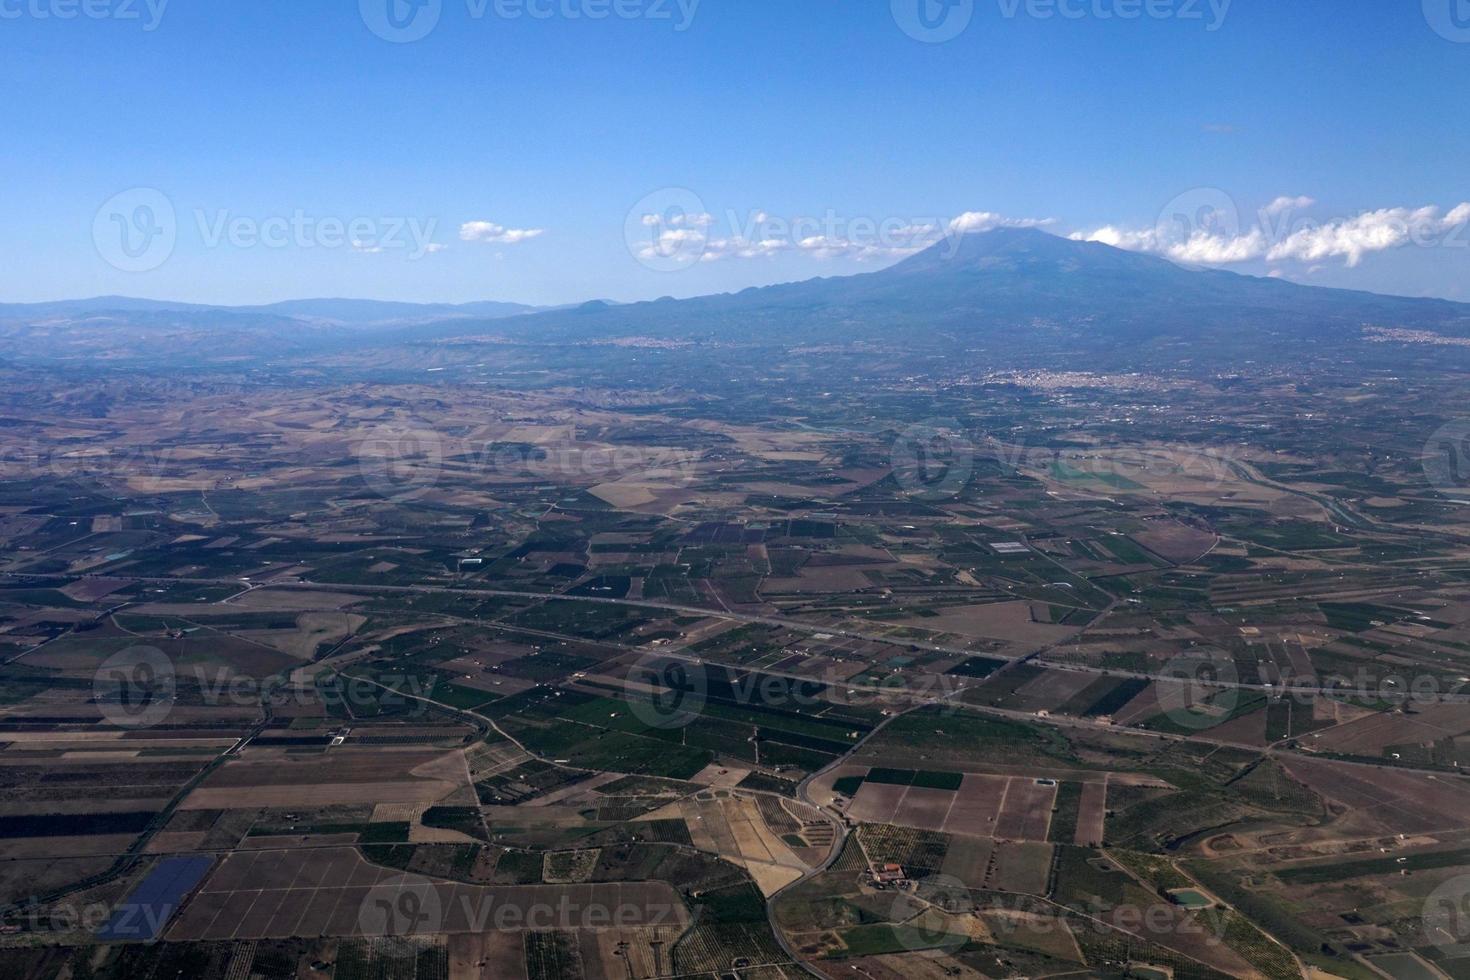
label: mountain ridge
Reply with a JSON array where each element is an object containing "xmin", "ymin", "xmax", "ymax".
[
  {"xmin": 0, "ymin": 296, "xmax": 548, "ymax": 325},
  {"xmin": 397, "ymin": 228, "xmax": 1470, "ymax": 351},
  {"xmin": 5, "ymin": 229, "xmax": 1469, "ymax": 370}
]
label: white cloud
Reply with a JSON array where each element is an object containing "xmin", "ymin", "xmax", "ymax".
[
  {"xmin": 459, "ymin": 221, "xmax": 545, "ymax": 245},
  {"xmin": 633, "ymin": 210, "xmax": 719, "ymax": 264},
  {"xmin": 1070, "ymin": 225, "xmax": 1160, "ymax": 251},
  {"xmin": 1172, "ymin": 228, "xmax": 1269, "ymax": 264},
  {"xmin": 1074, "ymin": 198, "xmax": 1470, "ymax": 269},
  {"xmin": 681, "ymin": 210, "xmax": 1055, "ymax": 265},
  {"xmin": 641, "ymin": 211, "xmax": 715, "ymax": 229},
  {"xmin": 698, "ymin": 236, "xmax": 790, "ymax": 261},
  {"xmin": 1265, "ymin": 206, "xmax": 1466, "ymax": 267},
  {"xmin": 686, "ymin": 234, "xmax": 905, "ymax": 263},
  {"xmin": 1263, "ymin": 195, "xmax": 1315, "ymax": 216},
  {"xmin": 631, "ymin": 196, "xmax": 1467, "ymax": 276},
  {"xmin": 1071, "ymin": 224, "xmax": 1268, "ymax": 263},
  {"xmin": 949, "ymin": 211, "xmax": 1052, "ymax": 234}
]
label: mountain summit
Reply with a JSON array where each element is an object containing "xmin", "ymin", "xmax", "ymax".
[
  {"xmin": 430, "ymin": 228, "xmax": 1470, "ymax": 364},
  {"xmin": 883, "ymin": 226, "xmax": 1165, "ymax": 276}
]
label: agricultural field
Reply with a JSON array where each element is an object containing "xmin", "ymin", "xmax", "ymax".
[{"xmin": 4, "ymin": 355, "xmax": 1470, "ymax": 978}]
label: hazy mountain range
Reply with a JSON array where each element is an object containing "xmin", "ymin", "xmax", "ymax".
[
  {"xmin": 6, "ymin": 229, "xmax": 1469, "ymax": 372},
  {"xmin": 0, "ymin": 296, "xmax": 547, "ymax": 325},
  {"xmin": 439, "ymin": 228, "xmax": 1470, "ymax": 346}
]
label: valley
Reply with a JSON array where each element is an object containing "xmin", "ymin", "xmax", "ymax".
[{"xmin": 4, "ymin": 235, "xmax": 1470, "ymax": 977}]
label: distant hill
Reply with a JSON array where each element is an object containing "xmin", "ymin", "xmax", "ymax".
[
  {"xmin": 0, "ymin": 296, "xmax": 543, "ymax": 325},
  {"xmin": 0, "ymin": 296, "xmax": 549, "ymax": 367},
  {"xmin": 5, "ymin": 230, "xmax": 1470, "ymax": 371},
  {"xmin": 405, "ymin": 228, "xmax": 1470, "ymax": 354}
]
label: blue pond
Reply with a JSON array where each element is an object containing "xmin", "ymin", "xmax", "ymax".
[{"xmin": 96, "ymin": 855, "xmax": 215, "ymax": 942}]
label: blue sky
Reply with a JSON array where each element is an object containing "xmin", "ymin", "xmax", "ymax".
[{"xmin": 4, "ymin": 0, "xmax": 1469, "ymax": 305}]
